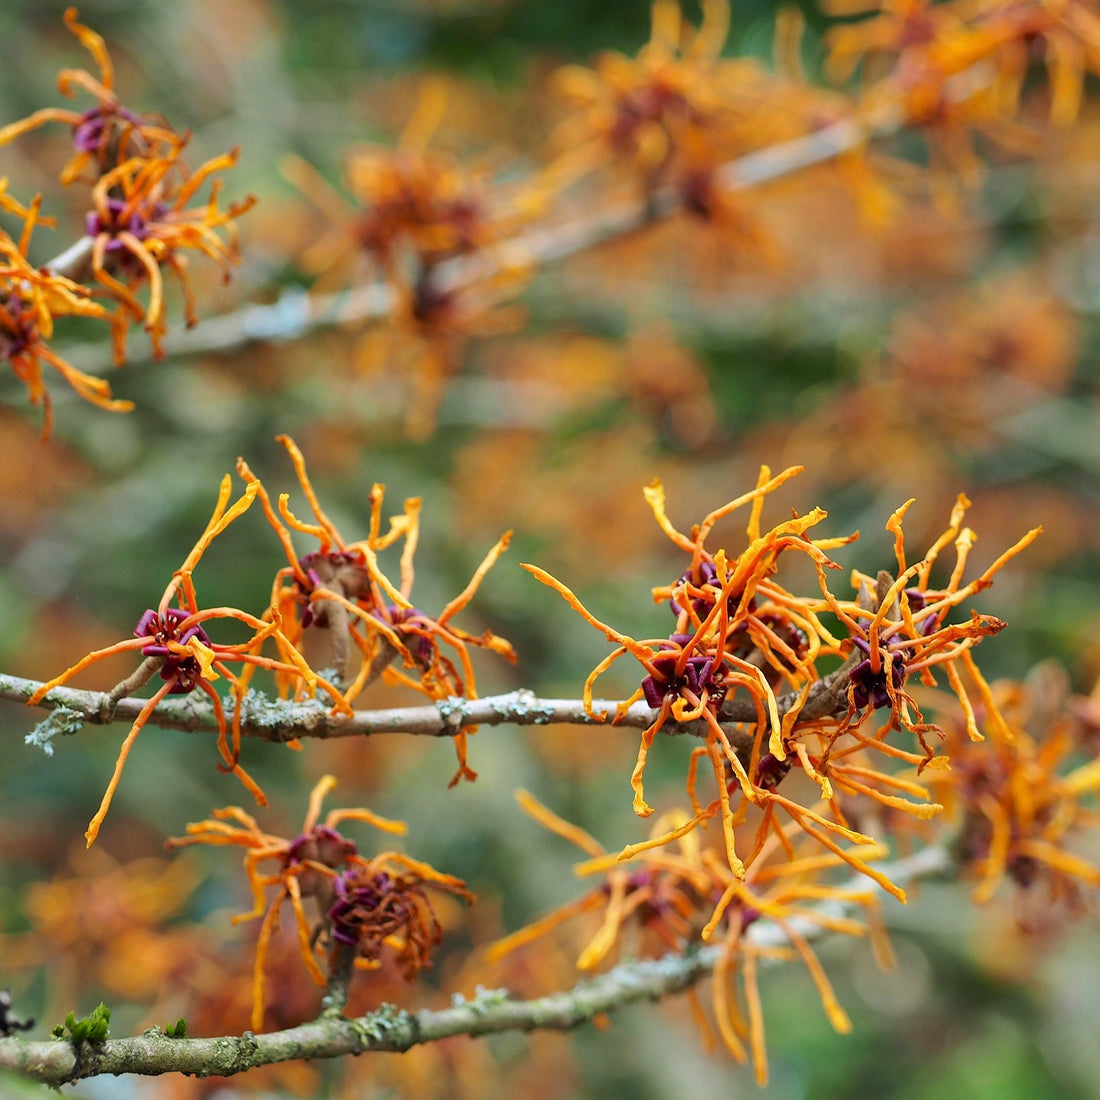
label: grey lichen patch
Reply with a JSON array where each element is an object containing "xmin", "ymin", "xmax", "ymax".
[
  {"xmin": 451, "ymin": 986, "xmax": 510, "ymax": 1013},
  {"xmin": 491, "ymin": 692, "xmax": 524, "ymax": 721},
  {"xmin": 0, "ymin": 675, "xmax": 34, "ymax": 701},
  {"xmin": 350, "ymin": 1003, "xmax": 411, "ymax": 1048},
  {"xmin": 25, "ymin": 706, "xmax": 86, "ymax": 756},
  {"xmin": 436, "ymin": 697, "xmax": 469, "ymax": 734},
  {"xmin": 313, "ymin": 668, "xmax": 343, "ymax": 700},
  {"xmin": 214, "ymin": 1036, "xmax": 239, "ymax": 1060},
  {"xmin": 228, "ymin": 1031, "xmax": 259, "ymax": 1075},
  {"xmin": 526, "ymin": 697, "xmax": 558, "ymax": 725},
  {"xmin": 226, "ymin": 689, "xmax": 328, "ymax": 739},
  {"xmin": 489, "ymin": 690, "xmax": 557, "ymax": 725}
]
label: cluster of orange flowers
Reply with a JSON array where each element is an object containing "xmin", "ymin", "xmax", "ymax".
[
  {"xmin": 242, "ymin": 0, "xmax": 1100, "ymax": 429},
  {"xmin": 490, "ymin": 467, "xmax": 1100, "ymax": 1083},
  {"xmin": 282, "ymin": 78, "xmax": 544, "ymax": 437},
  {"xmin": 0, "ymin": 181, "xmax": 125, "ymax": 428},
  {"xmin": 167, "ymin": 775, "xmax": 471, "ymax": 1032},
  {"xmin": 0, "ymin": 7, "xmax": 253, "ymax": 433},
  {"xmin": 827, "ymin": 0, "xmax": 1100, "ymax": 162},
  {"xmin": 550, "ymin": 2, "xmax": 850, "ymax": 205},
  {"xmin": 18, "ymin": 462, "xmax": 1100, "ymax": 1083},
  {"xmin": 16, "ymin": 463, "xmax": 1100, "ymax": 1087},
  {"xmin": 544, "ymin": 0, "xmax": 1100, "ymax": 220},
  {"xmin": 4, "ymin": 1, "xmax": 1098, "ymax": 437},
  {"xmin": 28, "ymin": 434, "xmax": 514, "ymax": 845},
  {"xmin": 490, "ymin": 789, "xmax": 893, "ymax": 1085},
  {"xmin": 527, "ymin": 467, "xmax": 1039, "ymax": 888},
  {"xmin": 288, "ymin": 79, "xmax": 537, "ymax": 309},
  {"xmin": 929, "ymin": 672, "xmax": 1100, "ymax": 909},
  {"xmin": 7, "ymin": 2, "xmax": 1100, "ymax": 1089}
]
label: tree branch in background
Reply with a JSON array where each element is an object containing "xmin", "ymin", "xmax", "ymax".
[{"xmin": 51, "ymin": 114, "xmax": 885, "ymax": 373}]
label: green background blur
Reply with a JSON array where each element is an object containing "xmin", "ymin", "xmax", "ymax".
[{"xmin": 2, "ymin": 1, "xmax": 1099, "ymax": 1097}]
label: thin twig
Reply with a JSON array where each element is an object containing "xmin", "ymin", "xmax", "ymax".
[{"xmin": 45, "ymin": 235, "xmax": 95, "ymax": 283}]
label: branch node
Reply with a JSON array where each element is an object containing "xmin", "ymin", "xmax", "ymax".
[
  {"xmin": 231, "ymin": 1031, "xmax": 259, "ymax": 1074},
  {"xmin": 436, "ymin": 696, "xmax": 469, "ymax": 736}
]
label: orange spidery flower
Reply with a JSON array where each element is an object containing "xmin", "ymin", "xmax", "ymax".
[
  {"xmin": 975, "ymin": 0, "xmax": 1100, "ymax": 126},
  {"xmin": 27, "ymin": 474, "xmax": 339, "ymax": 847},
  {"xmin": 525, "ymin": 473, "xmax": 1035, "ymax": 904},
  {"xmin": 326, "ymin": 852, "xmax": 474, "ymax": 981},
  {"xmin": 924, "ymin": 673, "xmax": 1100, "ymax": 909},
  {"xmin": 85, "ymin": 144, "xmax": 256, "ymax": 364},
  {"xmin": 524, "ymin": 465, "xmax": 854, "ymax": 878},
  {"xmin": 488, "ymin": 791, "xmax": 716, "ymax": 973},
  {"xmin": 696, "ymin": 819, "xmax": 895, "ymax": 1086},
  {"xmin": 824, "ymin": 0, "xmax": 985, "ymax": 86},
  {"xmin": 0, "ymin": 8, "xmax": 182, "ymax": 184},
  {"xmin": 285, "ymin": 79, "xmax": 537, "ymax": 295},
  {"xmin": 0, "ymin": 183, "xmax": 130, "ymax": 434},
  {"xmin": 744, "ymin": 494, "xmax": 1037, "ymax": 893},
  {"xmin": 807, "ymin": 493, "xmax": 1040, "ymax": 766},
  {"xmin": 239, "ymin": 434, "xmax": 516, "ymax": 786},
  {"xmin": 351, "ymin": 253, "xmax": 532, "ymax": 441},
  {"xmin": 820, "ymin": 0, "xmax": 1097, "ymax": 198},
  {"xmin": 284, "ymin": 81, "xmax": 538, "ymax": 439},
  {"xmin": 549, "ymin": 0, "xmax": 766, "ymax": 191},
  {"xmin": 167, "ymin": 775, "xmax": 471, "ymax": 1032},
  {"xmin": 826, "ymin": 0, "xmax": 1100, "ymax": 128},
  {"xmin": 489, "ymin": 790, "xmax": 892, "ymax": 1085},
  {"xmin": 486, "ymin": 794, "xmax": 717, "ymax": 1047}
]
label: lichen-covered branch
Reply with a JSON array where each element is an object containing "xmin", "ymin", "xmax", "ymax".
[
  {"xmin": 3, "ymin": 657, "xmax": 859, "ymax": 753},
  {"xmin": 0, "ymin": 846, "xmax": 949, "ymax": 1087}
]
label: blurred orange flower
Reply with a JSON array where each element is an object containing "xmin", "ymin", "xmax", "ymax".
[
  {"xmin": 167, "ymin": 775, "xmax": 470, "ymax": 1032},
  {"xmin": 0, "ymin": 184, "xmax": 129, "ymax": 434}
]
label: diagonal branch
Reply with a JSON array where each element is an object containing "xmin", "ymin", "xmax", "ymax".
[
  {"xmin": 0, "ymin": 845, "xmax": 949, "ymax": 1086},
  {"xmin": 50, "ymin": 114, "xmax": 885, "ymax": 374}
]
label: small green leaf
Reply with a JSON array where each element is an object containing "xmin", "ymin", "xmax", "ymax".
[{"xmin": 53, "ymin": 1003, "xmax": 111, "ymax": 1044}]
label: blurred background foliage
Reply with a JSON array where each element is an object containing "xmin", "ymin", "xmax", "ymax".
[{"xmin": 1, "ymin": 0, "xmax": 1099, "ymax": 1096}]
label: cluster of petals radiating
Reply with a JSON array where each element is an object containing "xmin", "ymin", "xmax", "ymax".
[
  {"xmin": 26, "ymin": 470, "xmax": 341, "ymax": 847},
  {"xmin": 526, "ymin": 465, "xmax": 1039, "ymax": 900},
  {"xmin": 923, "ymin": 674, "xmax": 1100, "ymax": 908},
  {"xmin": 283, "ymin": 79, "xmax": 541, "ymax": 440},
  {"xmin": 0, "ymin": 7, "xmax": 253, "ymax": 424},
  {"xmin": 0, "ymin": 8, "xmax": 181, "ymax": 181},
  {"xmin": 237, "ymin": 434, "xmax": 515, "ymax": 786},
  {"xmin": 84, "ymin": 143, "xmax": 255, "ymax": 364},
  {"xmin": 821, "ymin": 0, "xmax": 1100, "ymax": 193},
  {"xmin": 36, "ymin": 427, "xmax": 512, "ymax": 817},
  {"xmin": 27, "ymin": 437, "xmax": 515, "ymax": 846},
  {"xmin": 490, "ymin": 789, "xmax": 893, "ymax": 1086},
  {"xmin": 547, "ymin": 0, "xmax": 857, "ymax": 210},
  {"xmin": 1, "ymin": 184, "xmax": 130, "ymax": 434},
  {"xmin": 167, "ymin": 775, "xmax": 470, "ymax": 1032}
]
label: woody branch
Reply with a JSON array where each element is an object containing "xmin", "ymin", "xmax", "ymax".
[
  {"xmin": 0, "ymin": 845, "xmax": 948, "ymax": 1087},
  {"xmin": 2, "ymin": 656, "xmax": 859, "ymax": 750},
  {"xmin": 46, "ymin": 111, "xmax": 887, "ymax": 372}
]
